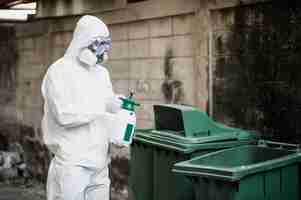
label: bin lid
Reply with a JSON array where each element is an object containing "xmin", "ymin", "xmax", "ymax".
[
  {"xmin": 133, "ymin": 129, "xmax": 255, "ymax": 154},
  {"xmin": 153, "ymin": 104, "xmax": 251, "ymax": 138},
  {"xmin": 135, "ymin": 129, "xmax": 249, "ymax": 144},
  {"xmin": 172, "ymin": 144, "xmax": 301, "ymax": 181},
  {"xmin": 133, "ymin": 104, "xmax": 257, "ymax": 153}
]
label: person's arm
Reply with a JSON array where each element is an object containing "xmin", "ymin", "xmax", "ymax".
[
  {"xmin": 101, "ymin": 68, "xmax": 131, "ymax": 146},
  {"xmin": 103, "ymin": 69, "xmax": 124, "ymax": 113},
  {"xmin": 43, "ymin": 75, "xmax": 113, "ymax": 128}
]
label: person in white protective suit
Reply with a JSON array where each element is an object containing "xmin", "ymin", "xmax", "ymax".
[{"xmin": 41, "ymin": 15, "xmax": 123, "ymax": 200}]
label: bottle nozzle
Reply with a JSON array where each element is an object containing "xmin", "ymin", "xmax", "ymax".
[{"xmin": 129, "ymin": 90, "xmax": 135, "ymax": 99}]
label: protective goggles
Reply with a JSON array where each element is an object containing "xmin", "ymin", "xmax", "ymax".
[{"xmin": 88, "ymin": 37, "xmax": 112, "ymax": 58}]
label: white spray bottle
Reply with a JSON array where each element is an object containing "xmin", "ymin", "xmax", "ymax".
[{"xmin": 110, "ymin": 91, "xmax": 140, "ymax": 146}]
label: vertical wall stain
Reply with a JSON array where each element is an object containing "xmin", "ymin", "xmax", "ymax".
[
  {"xmin": 161, "ymin": 48, "xmax": 184, "ymax": 104},
  {"xmin": 0, "ymin": 25, "xmax": 17, "ymax": 92},
  {"xmin": 0, "ymin": 25, "xmax": 18, "ymax": 148}
]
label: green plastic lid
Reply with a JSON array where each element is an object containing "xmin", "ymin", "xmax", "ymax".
[
  {"xmin": 153, "ymin": 104, "xmax": 254, "ymax": 138},
  {"xmin": 132, "ymin": 104, "xmax": 257, "ymax": 153},
  {"xmin": 173, "ymin": 144, "xmax": 301, "ymax": 181},
  {"xmin": 134, "ymin": 129, "xmax": 256, "ymax": 154}
]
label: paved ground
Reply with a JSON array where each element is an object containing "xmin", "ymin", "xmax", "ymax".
[
  {"xmin": 0, "ymin": 181, "xmax": 46, "ymax": 200},
  {"xmin": 0, "ymin": 180, "xmax": 127, "ymax": 200}
]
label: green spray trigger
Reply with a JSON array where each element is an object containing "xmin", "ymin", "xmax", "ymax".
[{"xmin": 119, "ymin": 91, "xmax": 140, "ymax": 112}]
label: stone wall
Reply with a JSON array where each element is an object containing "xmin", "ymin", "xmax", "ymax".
[
  {"xmin": 107, "ymin": 13, "xmax": 198, "ymax": 128},
  {"xmin": 37, "ymin": 0, "xmax": 126, "ymax": 18},
  {"xmin": 0, "ymin": 1, "xmax": 208, "ymax": 198},
  {"xmin": 0, "ymin": 25, "xmax": 18, "ymax": 141},
  {"xmin": 209, "ymin": 0, "xmax": 301, "ymax": 143},
  {"xmin": 15, "ymin": 20, "xmax": 53, "ymax": 181},
  {"xmin": 4, "ymin": 0, "xmax": 298, "ymax": 198}
]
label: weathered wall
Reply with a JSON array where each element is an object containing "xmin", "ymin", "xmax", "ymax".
[
  {"xmin": 15, "ymin": 20, "xmax": 53, "ymax": 181},
  {"xmin": 0, "ymin": 22, "xmax": 51, "ymax": 182},
  {"xmin": 0, "ymin": 25, "xmax": 18, "ymax": 150},
  {"xmin": 46, "ymin": 13, "xmax": 200, "ymax": 200},
  {"xmin": 37, "ymin": 0, "xmax": 127, "ymax": 18},
  {"xmin": 107, "ymin": 13, "xmax": 198, "ymax": 128},
  {"xmin": 210, "ymin": 0, "xmax": 301, "ymax": 143},
  {"xmin": 7, "ymin": 0, "xmax": 300, "ymax": 198},
  {"xmin": 37, "ymin": 0, "xmax": 199, "ymax": 19},
  {"xmin": 0, "ymin": 0, "xmax": 207, "ymax": 199}
]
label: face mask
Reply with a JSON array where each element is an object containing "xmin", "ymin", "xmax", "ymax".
[
  {"xmin": 88, "ymin": 37, "xmax": 112, "ymax": 64},
  {"xmin": 78, "ymin": 37, "xmax": 111, "ymax": 67},
  {"xmin": 78, "ymin": 48, "xmax": 98, "ymax": 67},
  {"xmin": 100, "ymin": 52, "xmax": 109, "ymax": 64}
]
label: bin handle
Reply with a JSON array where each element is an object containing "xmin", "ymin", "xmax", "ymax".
[{"xmin": 258, "ymin": 140, "xmax": 301, "ymax": 151}]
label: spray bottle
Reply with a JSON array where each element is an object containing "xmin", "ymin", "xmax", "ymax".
[{"xmin": 110, "ymin": 91, "xmax": 140, "ymax": 146}]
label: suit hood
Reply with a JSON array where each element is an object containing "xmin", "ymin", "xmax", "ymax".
[{"xmin": 64, "ymin": 15, "xmax": 110, "ymax": 60}]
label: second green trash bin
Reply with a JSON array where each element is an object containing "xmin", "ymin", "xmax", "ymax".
[
  {"xmin": 173, "ymin": 140, "xmax": 301, "ymax": 200},
  {"xmin": 129, "ymin": 104, "xmax": 257, "ymax": 200}
]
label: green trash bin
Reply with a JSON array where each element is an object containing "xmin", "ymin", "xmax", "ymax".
[
  {"xmin": 129, "ymin": 104, "xmax": 257, "ymax": 200},
  {"xmin": 173, "ymin": 140, "xmax": 301, "ymax": 200}
]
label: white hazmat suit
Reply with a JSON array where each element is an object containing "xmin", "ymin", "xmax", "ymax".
[{"xmin": 41, "ymin": 15, "xmax": 119, "ymax": 200}]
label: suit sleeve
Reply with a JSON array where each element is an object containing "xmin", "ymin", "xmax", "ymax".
[
  {"xmin": 42, "ymin": 74, "xmax": 113, "ymax": 128},
  {"xmin": 103, "ymin": 69, "xmax": 122, "ymax": 114}
]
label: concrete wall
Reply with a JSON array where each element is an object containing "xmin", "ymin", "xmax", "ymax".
[
  {"xmin": 15, "ymin": 20, "xmax": 52, "ymax": 181},
  {"xmin": 15, "ymin": 15, "xmax": 200, "ymax": 129},
  {"xmin": 209, "ymin": 0, "xmax": 301, "ymax": 143},
  {"xmin": 37, "ymin": 0, "xmax": 127, "ymax": 18},
  {"xmin": 0, "ymin": 25, "xmax": 18, "ymax": 151},
  {"xmin": 37, "ymin": 0, "xmax": 199, "ymax": 19},
  {"xmin": 0, "ymin": 25, "xmax": 17, "ymax": 125},
  {"xmin": 0, "ymin": 0, "xmax": 211, "ymax": 198},
  {"xmin": 0, "ymin": 22, "xmax": 52, "ymax": 181},
  {"xmin": 4, "ymin": 0, "xmax": 298, "ymax": 198},
  {"xmin": 107, "ymin": 13, "xmax": 198, "ymax": 128},
  {"xmin": 16, "ymin": 0, "xmax": 299, "ymax": 196}
]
